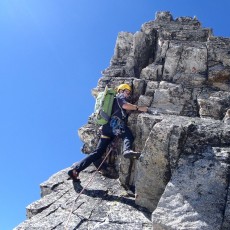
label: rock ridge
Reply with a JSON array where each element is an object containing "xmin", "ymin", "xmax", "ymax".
[
  {"xmin": 15, "ymin": 11, "xmax": 230, "ymax": 230},
  {"xmin": 15, "ymin": 166, "xmax": 152, "ymax": 230}
]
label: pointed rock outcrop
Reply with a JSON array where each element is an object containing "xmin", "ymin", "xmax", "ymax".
[{"xmin": 15, "ymin": 11, "xmax": 230, "ymax": 230}]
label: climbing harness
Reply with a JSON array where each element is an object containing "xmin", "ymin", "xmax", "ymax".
[
  {"xmin": 110, "ymin": 116, "xmax": 125, "ymax": 136},
  {"xmin": 64, "ymin": 137, "xmax": 118, "ymax": 230}
]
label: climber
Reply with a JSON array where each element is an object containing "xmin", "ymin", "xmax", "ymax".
[{"xmin": 68, "ymin": 83, "xmax": 148, "ymax": 181}]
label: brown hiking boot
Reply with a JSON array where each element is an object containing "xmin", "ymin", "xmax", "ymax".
[{"xmin": 67, "ymin": 169, "xmax": 80, "ymax": 182}]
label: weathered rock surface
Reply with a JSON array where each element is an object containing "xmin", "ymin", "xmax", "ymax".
[
  {"xmin": 15, "ymin": 11, "xmax": 230, "ymax": 230},
  {"xmin": 15, "ymin": 166, "xmax": 152, "ymax": 230}
]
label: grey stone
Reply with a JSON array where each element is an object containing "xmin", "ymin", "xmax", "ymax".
[
  {"xmin": 15, "ymin": 11, "xmax": 230, "ymax": 230},
  {"xmin": 152, "ymin": 147, "xmax": 230, "ymax": 230},
  {"xmin": 223, "ymin": 109, "xmax": 230, "ymax": 125},
  {"xmin": 15, "ymin": 166, "xmax": 152, "ymax": 230}
]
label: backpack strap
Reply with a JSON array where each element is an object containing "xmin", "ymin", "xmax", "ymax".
[
  {"xmin": 99, "ymin": 110, "xmax": 111, "ymax": 123},
  {"xmin": 111, "ymin": 96, "xmax": 126, "ymax": 120},
  {"xmin": 116, "ymin": 97, "xmax": 126, "ymax": 120}
]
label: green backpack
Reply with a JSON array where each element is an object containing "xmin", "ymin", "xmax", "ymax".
[{"xmin": 94, "ymin": 85, "xmax": 116, "ymax": 125}]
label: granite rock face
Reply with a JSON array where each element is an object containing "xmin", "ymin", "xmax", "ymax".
[
  {"xmin": 15, "ymin": 11, "xmax": 230, "ymax": 230},
  {"xmin": 15, "ymin": 166, "xmax": 152, "ymax": 230}
]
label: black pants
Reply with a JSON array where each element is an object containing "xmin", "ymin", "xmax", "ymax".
[{"xmin": 75, "ymin": 123, "xmax": 134, "ymax": 173}]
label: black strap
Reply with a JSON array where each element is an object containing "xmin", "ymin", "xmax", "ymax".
[
  {"xmin": 111, "ymin": 96, "xmax": 126, "ymax": 120},
  {"xmin": 116, "ymin": 97, "xmax": 126, "ymax": 119}
]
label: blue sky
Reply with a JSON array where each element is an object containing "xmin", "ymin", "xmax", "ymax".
[{"xmin": 1, "ymin": 1, "xmax": 230, "ymax": 229}]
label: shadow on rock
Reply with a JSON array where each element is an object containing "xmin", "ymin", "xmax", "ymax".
[{"xmin": 72, "ymin": 180, "xmax": 151, "ymax": 220}]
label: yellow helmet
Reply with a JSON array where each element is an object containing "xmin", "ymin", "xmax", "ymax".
[{"xmin": 117, "ymin": 84, "xmax": 132, "ymax": 92}]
